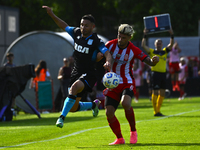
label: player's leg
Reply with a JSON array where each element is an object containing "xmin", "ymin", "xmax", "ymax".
[
  {"xmin": 134, "ymin": 87, "xmax": 139, "ymax": 103},
  {"xmin": 56, "ymin": 80, "xmax": 84, "ymax": 128},
  {"xmin": 70, "ymin": 75, "xmax": 100, "ymax": 116},
  {"xmin": 175, "ymin": 63, "xmax": 180, "ymax": 91},
  {"xmin": 169, "ymin": 63, "xmax": 176, "ymax": 91},
  {"xmin": 121, "ymin": 88, "xmax": 137, "ymax": 144},
  {"xmin": 70, "ymin": 97, "xmax": 100, "ymax": 117},
  {"xmin": 105, "ymin": 96, "xmax": 125, "ymax": 145}
]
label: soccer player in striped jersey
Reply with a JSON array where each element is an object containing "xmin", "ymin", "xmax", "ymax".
[{"xmin": 103, "ymin": 24, "xmax": 159, "ymax": 145}]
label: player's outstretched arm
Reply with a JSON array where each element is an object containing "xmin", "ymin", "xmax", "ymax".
[
  {"xmin": 167, "ymin": 28, "xmax": 174, "ymax": 50},
  {"xmin": 42, "ymin": 6, "xmax": 68, "ymax": 31},
  {"xmin": 103, "ymin": 51, "xmax": 112, "ymax": 71}
]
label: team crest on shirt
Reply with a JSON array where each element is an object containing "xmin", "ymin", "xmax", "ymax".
[
  {"xmin": 87, "ymin": 39, "xmax": 93, "ymax": 45},
  {"xmin": 77, "ymin": 36, "xmax": 80, "ymax": 39},
  {"xmin": 124, "ymin": 54, "xmax": 129, "ymax": 61},
  {"xmin": 130, "ymin": 85, "xmax": 134, "ymax": 90},
  {"xmin": 116, "ymin": 54, "xmax": 121, "ymax": 58}
]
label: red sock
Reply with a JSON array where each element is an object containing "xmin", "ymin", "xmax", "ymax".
[
  {"xmin": 180, "ymin": 90, "xmax": 184, "ymax": 97},
  {"xmin": 125, "ymin": 107, "xmax": 136, "ymax": 131},
  {"xmin": 172, "ymin": 81, "xmax": 175, "ymax": 87},
  {"xmin": 107, "ymin": 116, "xmax": 122, "ymax": 138},
  {"xmin": 135, "ymin": 92, "xmax": 139, "ymax": 100},
  {"xmin": 176, "ymin": 81, "xmax": 180, "ymax": 87}
]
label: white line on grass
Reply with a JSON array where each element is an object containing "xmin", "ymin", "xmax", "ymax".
[{"xmin": 0, "ymin": 109, "xmax": 199, "ymax": 149}]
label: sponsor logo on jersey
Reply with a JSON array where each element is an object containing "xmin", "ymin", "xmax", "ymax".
[
  {"xmin": 114, "ymin": 59, "xmax": 127, "ymax": 64},
  {"xmin": 116, "ymin": 54, "xmax": 121, "ymax": 58},
  {"xmin": 75, "ymin": 43, "xmax": 89, "ymax": 54},
  {"xmin": 129, "ymin": 85, "xmax": 134, "ymax": 90},
  {"xmin": 87, "ymin": 39, "xmax": 93, "ymax": 45}
]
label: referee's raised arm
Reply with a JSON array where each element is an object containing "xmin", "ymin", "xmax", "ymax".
[
  {"xmin": 141, "ymin": 28, "xmax": 150, "ymax": 54},
  {"xmin": 42, "ymin": 6, "xmax": 68, "ymax": 31}
]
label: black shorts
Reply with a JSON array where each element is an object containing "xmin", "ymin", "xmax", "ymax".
[
  {"xmin": 70, "ymin": 70, "xmax": 97, "ymax": 97},
  {"xmin": 104, "ymin": 88, "xmax": 134, "ymax": 109},
  {"xmin": 151, "ymin": 71, "xmax": 166, "ymax": 90}
]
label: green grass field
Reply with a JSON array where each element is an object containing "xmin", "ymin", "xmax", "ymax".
[{"xmin": 0, "ymin": 96, "xmax": 200, "ymax": 150}]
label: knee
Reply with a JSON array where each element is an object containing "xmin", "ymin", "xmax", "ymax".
[
  {"xmin": 122, "ymin": 103, "xmax": 131, "ymax": 110},
  {"xmin": 70, "ymin": 80, "xmax": 84, "ymax": 95},
  {"xmin": 105, "ymin": 108, "xmax": 115, "ymax": 119}
]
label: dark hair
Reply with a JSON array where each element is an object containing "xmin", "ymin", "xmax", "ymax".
[
  {"xmin": 82, "ymin": 14, "xmax": 95, "ymax": 24},
  {"xmin": 35, "ymin": 60, "xmax": 47, "ymax": 76},
  {"xmin": 6, "ymin": 52, "xmax": 14, "ymax": 57}
]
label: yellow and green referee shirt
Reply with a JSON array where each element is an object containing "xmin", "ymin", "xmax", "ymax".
[{"xmin": 149, "ymin": 48, "xmax": 169, "ymax": 73}]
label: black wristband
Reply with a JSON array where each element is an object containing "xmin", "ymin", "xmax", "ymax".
[
  {"xmin": 171, "ymin": 34, "xmax": 174, "ymax": 39},
  {"xmin": 143, "ymin": 34, "xmax": 147, "ymax": 38}
]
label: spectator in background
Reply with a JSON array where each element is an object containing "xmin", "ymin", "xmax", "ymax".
[
  {"xmin": 57, "ymin": 58, "xmax": 71, "ymax": 110},
  {"xmin": 169, "ymin": 41, "xmax": 181, "ymax": 91},
  {"xmin": 3, "ymin": 52, "xmax": 16, "ymax": 67},
  {"xmin": 144, "ymin": 64, "xmax": 152, "ymax": 101},
  {"xmin": 198, "ymin": 61, "xmax": 200, "ymax": 76},
  {"xmin": 30, "ymin": 60, "xmax": 51, "ymax": 91},
  {"xmin": 187, "ymin": 59, "xmax": 193, "ymax": 78},
  {"xmin": 132, "ymin": 63, "xmax": 143, "ymax": 103},
  {"xmin": 3, "ymin": 52, "xmax": 17, "ymax": 116},
  {"xmin": 192, "ymin": 60, "xmax": 199, "ymax": 77},
  {"xmin": 178, "ymin": 57, "xmax": 188, "ymax": 100}
]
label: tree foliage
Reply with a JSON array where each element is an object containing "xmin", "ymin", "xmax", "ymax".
[{"xmin": 1, "ymin": 0, "xmax": 200, "ymax": 40}]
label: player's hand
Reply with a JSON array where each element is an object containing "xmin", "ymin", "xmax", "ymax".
[
  {"xmin": 42, "ymin": 6, "xmax": 53, "ymax": 15},
  {"xmin": 103, "ymin": 61, "xmax": 111, "ymax": 71},
  {"xmin": 152, "ymin": 56, "xmax": 159, "ymax": 65}
]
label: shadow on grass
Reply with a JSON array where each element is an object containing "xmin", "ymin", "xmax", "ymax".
[{"xmin": 0, "ymin": 116, "xmax": 94, "ymax": 127}]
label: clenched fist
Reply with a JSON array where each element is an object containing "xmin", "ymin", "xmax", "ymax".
[{"xmin": 152, "ymin": 56, "xmax": 159, "ymax": 65}]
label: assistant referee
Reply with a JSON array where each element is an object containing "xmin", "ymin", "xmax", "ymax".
[{"xmin": 141, "ymin": 28, "xmax": 174, "ymax": 116}]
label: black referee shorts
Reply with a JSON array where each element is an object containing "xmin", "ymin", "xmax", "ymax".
[{"xmin": 151, "ymin": 71, "xmax": 166, "ymax": 90}]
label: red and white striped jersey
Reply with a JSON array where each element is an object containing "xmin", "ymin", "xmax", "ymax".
[{"xmin": 106, "ymin": 39, "xmax": 147, "ymax": 84}]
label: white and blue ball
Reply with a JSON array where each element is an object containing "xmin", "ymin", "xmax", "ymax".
[{"xmin": 102, "ymin": 72, "xmax": 120, "ymax": 89}]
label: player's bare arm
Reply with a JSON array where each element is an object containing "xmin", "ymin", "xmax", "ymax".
[
  {"xmin": 141, "ymin": 29, "xmax": 150, "ymax": 54},
  {"xmin": 103, "ymin": 51, "xmax": 112, "ymax": 71},
  {"xmin": 42, "ymin": 6, "xmax": 68, "ymax": 30},
  {"xmin": 167, "ymin": 28, "xmax": 174, "ymax": 50},
  {"xmin": 143, "ymin": 56, "xmax": 159, "ymax": 66}
]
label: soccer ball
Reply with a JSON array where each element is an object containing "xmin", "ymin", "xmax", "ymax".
[{"xmin": 102, "ymin": 72, "xmax": 120, "ymax": 89}]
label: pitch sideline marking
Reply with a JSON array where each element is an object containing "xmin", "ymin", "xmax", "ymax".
[{"xmin": 0, "ymin": 109, "xmax": 199, "ymax": 149}]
